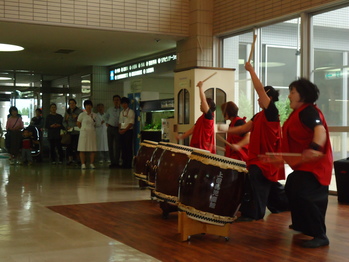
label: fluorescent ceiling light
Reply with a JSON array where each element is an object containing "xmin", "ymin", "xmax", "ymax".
[
  {"xmin": 0, "ymin": 43, "xmax": 24, "ymax": 52},
  {"xmin": 0, "ymin": 77, "xmax": 12, "ymax": 80}
]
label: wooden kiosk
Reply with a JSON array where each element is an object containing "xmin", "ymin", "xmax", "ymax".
[{"xmin": 174, "ymin": 67, "xmax": 236, "ymax": 241}]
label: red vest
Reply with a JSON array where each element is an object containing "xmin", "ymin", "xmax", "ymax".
[
  {"xmin": 190, "ymin": 113, "xmax": 216, "ymax": 154},
  {"xmin": 225, "ymin": 117, "xmax": 249, "ymax": 162},
  {"xmin": 248, "ymin": 111, "xmax": 285, "ymax": 182},
  {"xmin": 282, "ymin": 103, "xmax": 333, "ymax": 186}
]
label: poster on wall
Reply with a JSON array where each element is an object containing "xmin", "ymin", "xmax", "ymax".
[{"xmin": 131, "ymin": 79, "xmax": 142, "ymax": 93}]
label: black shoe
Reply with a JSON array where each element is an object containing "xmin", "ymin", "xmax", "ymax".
[
  {"xmin": 235, "ymin": 216, "xmax": 255, "ymax": 222},
  {"xmin": 301, "ymin": 237, "xmax": 329, "ymax": 248},
  {"xmin": 109, "ymin": 164, "xmax": 118, "ymax": 168},
  {"xmin": 289, "ymin": 224, "xmax": 302, "ymax": 232}
]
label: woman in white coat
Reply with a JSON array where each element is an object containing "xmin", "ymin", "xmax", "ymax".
[{"xmin": 77, "ymin": 100, "xmax": 97, "ymax": 169}]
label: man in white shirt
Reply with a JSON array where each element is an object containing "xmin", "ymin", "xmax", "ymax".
[
  {"xmin": 119, "ymin": 97, "xmax": 135, "ymax": 168},
  {"xmin": 104, "ymin": 95, "xmax": 122, "ymax": 168}
]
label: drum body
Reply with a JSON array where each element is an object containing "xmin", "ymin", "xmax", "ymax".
[
  {"xmin": 147, "ymin": 142, "xmax": 167, "ymax": 190},
  {"xmin": 133, "ymin": 140, "xmax": 158, "ymax": 183},
  {"xmin": 178, "ymin": 150, "xmax": 248, "ymax": 225},
  {"xmin": 153, "ymin": 143, "xmax": 193, "ymax": 205}
]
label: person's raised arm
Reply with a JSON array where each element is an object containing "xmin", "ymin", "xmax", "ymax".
[
  {"xmin": 245, "ymin": 62, "xmax": 270, "ymax": 109},
  {"xmin": 197, "ymin": 81, "xmax": 209, "ymax": 113}
]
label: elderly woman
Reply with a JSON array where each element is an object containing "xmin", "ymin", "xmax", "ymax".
[
  {"xmin": 6, "ymin": 106, "xmax": 24, "ymax": 164},
  {"xmin": 282, "ymin": 78, "xmax": 333, "ymax": 248}
]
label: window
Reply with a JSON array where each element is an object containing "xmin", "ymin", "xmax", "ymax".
[
  {"xmin": 178, "ymin": 89, "xmax": 190, "ymax": 124},
  {"xmin": 223, "ymin": 31, "xmax": 254, "ymax": 119},
  {"xmin": 312, "ymin": 6, "xmax": 349, "ymax": 160}
]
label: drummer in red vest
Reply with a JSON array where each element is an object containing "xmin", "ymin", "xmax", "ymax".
[
  {"xmin": 282, "ymin": 78, "xmax": 332, "ymax": 248},
  {"xmin": 225, "ymin": 62, "xmax": 288, "ymax": 221},
  {"xmin": 220, "ymin": 101, "xmax": 249, "ymax": 162},
  {"xmin": 176, "ymin": 81, "xmax": 216, "ymax": 154}
]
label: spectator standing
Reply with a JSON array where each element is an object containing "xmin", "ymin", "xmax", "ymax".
[
  {"xmin": 77, "ymin": 100, "xmax": 97, "ymax": 169},
  {"xmin": 45, "ymin": 103, "xmax": 64, "ymax": 164},
  {"xmin": 104, "ymin": 95, "xmax": 122, "ymax": 168},
  {"xmin": 6, "ymin": 106, "xmax": 24, "ymax": 164},
  {"xmin": 95, "ymin": 103, "xmax": 109, "ymax": 164},
  {"xmin": 20, "ymin": 128, "xmax": 37, "ymax": 165},
  {"xmin": 28, "ymin": 108, "xmax": 44, "ymax": 162},
  {"xmin": 64, "ymin": 98, "xmax": 83, "ymax": 165},
  {"xmin": 119, "ymin": 97, "xmax": 135, "ymax": 168}
]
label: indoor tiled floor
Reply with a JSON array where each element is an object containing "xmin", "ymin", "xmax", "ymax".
[{"xmin": 0, "ymin": 158, "xmax": 159, "ymax": 262}]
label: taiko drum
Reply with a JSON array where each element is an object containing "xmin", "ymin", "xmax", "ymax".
[
  {"xmin": 133, "ymin": 140, "xmax": 158, "ymax": 184},
  {"xmin": 147, "ymin": 142, "xmax": 168, "ymax": 190},
  {"xmin": 178, "ymin": 150, "xmax": 248, "ymax": 225},
  {"xmin": 153, "ymin": 143, "xmax": 195, "ymax": 205}
]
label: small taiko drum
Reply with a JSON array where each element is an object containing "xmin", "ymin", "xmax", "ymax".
[
  {"xmin": 147, "ymin": 142, "xmax": 168, "ymax": 190},
  {"xmin": 153, "ymin": 143, "xmax": 194, "ymax": 206},
  {"xmin": 133, "ymin": 140, "xmax": 158, "ymax": 187},
  {"xmin": 178, "ymin": 150, "xmax": 248, "ymax": 226}
]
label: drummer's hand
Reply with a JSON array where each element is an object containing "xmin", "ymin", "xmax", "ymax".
[
  {"xmin": 196, "ymin": 81, "xmax": 203, "ymax": 88},
  {"xmin": 229, "ymin": 144, "xmax": 241, "ymax": 151},
  {"xmin": 245, "ymin": 62, "xmax": 253, "ymax": 72},
  {"xmin": 302, "ymin": 149, "xmax": 324, "ymax": 162},
  {"xmin": 217, "ymin": 124, "xmax": 227, "ymax": 132},
  {"xmin": 175, "ymin": 134, "xmax": 181, "ymax": 140}
]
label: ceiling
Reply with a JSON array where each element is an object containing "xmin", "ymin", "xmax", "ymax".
[{"xmin": 0, "ymin": 20, "xmax": 183, "ymax": 86}]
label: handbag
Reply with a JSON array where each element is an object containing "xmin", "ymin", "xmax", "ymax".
[
  {"xmin": 60, "ymin": 130, "xmax": 71, "ymax": 145},
  {"xmin": 5, "ymin": 132, "xmax": 11, "ymax": 149}
]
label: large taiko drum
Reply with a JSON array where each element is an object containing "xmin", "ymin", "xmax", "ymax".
[
  {"xmin": 133, "ymin": 140, "xmax": 158, "ymax": 187},
  {"xmin": 147, "ymin": 142, "xmax": 168, "ymax": 190},
  {"xmin": 178, "ymin": 150, "xmax": 248, "ymax": 226},
  {"xmin": 153, "ymin": 143, "xmax": 195, "ymax": 206}
]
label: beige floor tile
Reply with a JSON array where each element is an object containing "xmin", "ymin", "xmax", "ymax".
[{"xmin": 0, "ymin": 159, "xmax": 159, "ymax": 262}]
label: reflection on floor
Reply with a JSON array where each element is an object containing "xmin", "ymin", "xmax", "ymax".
[
  {"xmin": 0, "ymin": 159, "xmax": 159, "ymax": 262},
  {"xmin": 0, "ymin": 158, "xmax": 347, "ymax": 262}
]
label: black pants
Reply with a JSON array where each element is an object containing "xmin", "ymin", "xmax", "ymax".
[
  {"xmin": 239, "ymin": 165, "xmax": 289, "ymax": 220},
  {"xmin": 120, "ymin": 129, "xmax": 133, "ymax": 168},
  {"xmin": 49, "ymin": 138, "xmax": 64, "ymax": 162},
  {"xmin": 66, "ymin": 134, "xmax": 79, "ymax": 160},
  {"xmin": 107, "ymin": 126, "xmax": 121, "ymax": 166},
  {"xmin": 285, "ymin": 170, "xmax": 328, "ymax": 238}
]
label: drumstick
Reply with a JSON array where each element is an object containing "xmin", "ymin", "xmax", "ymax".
[
  {"xmin": 216, "ymin": 134, "xmax": 233, "ymax": 147},
  {"xmin": 247, "ymin": 34, "xmax": 257, "ymax": 63},
  {"xmin": 265, "ymin": 152, "xmax": 302, "ymax": 157},
  {"xmin": 202, "ymin": 72, "xmax": 217, "ymax": 83}
]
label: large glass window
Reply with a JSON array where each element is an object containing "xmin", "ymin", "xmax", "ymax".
[
  {"xmin": 312, "ymin": 6, "xmax": 349, "ymax": 161},
  {"xmin": 222, "ymin": 19, "xmax": 301, "ymax": 123},
  {"xmin": 223, "ymin": 31, "xmax": 254, "ymax": 119},
  {"xmin": 259, "ymin": 19, "xmax": 301, "ymax": 124}
]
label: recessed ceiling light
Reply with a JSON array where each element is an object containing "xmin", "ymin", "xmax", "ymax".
[{"xmin": 0, "ymin": 43, "xmax": 24, "ymax": 52}]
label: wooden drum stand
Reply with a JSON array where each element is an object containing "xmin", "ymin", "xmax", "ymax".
[{"xmin": 178, "ymin": 211, "xmax": 231, "ymax": 241}]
